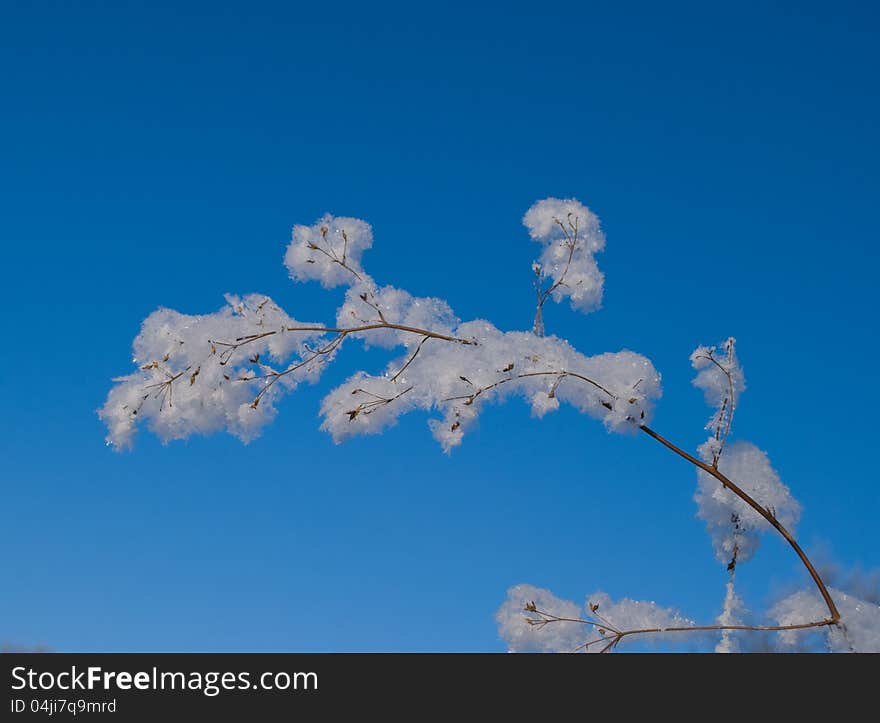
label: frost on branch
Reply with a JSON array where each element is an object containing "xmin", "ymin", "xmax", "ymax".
[
  {"xmin": 103, "ymin": 202, "xmax": 661, "ymax": 452},
  {"xmin": 689, "ymin": 339, "xmax": 800, "ymax": 566},
  {"xmin": 100, "ymin": 199, "xmax": 870, "ymax": 653},
  {"xmin": 496, "ymin": 584, "xmax": 694, "ymax": 653},
  {"xmin": 335, "ymin": 285, "xmax": 459, "ymax": 350},
  {"xmin": 771, "ymin": 587, "xmax": 880, "ymax": 652},
  {"xmin": 691, "ymin": 337, "xmax": 744, "ymax": 415},
  {"xmin": 100, "ymin": 295, "xmax": 328, "ymax": 449},
  {"xmin": 523, "ymin": 198, "xmax": 605, "ymax": 315},
  {"xmin": 321, "ymin": 325, "xmax": 659, "ymax": 452},
  {"xmin": 695, "ymin": 441, "xmax": 801, "ymax": 564},
  {"xmin": 690, "ymin": 337, "xmax": 744, "ymax": 466},
  {"xmin": 495, "ymin": 585, "xmax": 585, "ymax": 653},
  {"xmin": 284, "ymin": 214, "xmax": 374, "ymax": 288},
  {"xmin": 299, "ymin": 208, "xmax": 658, "ymax": 449}
]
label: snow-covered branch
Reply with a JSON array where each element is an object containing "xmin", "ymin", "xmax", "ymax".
[
  {"xmin": 101, "ymin": 198, "xmax": 877, "ymax": 652},
  {"xmin": 102, "ymin": 201, "xmax": 659, "ymax": 453}
]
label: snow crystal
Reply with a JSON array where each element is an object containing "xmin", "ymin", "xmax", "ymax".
[
  {"xmin": 715, "ymin": 580, "xmax": 747, "ymax": 653},
  {"xmin": 285, "ymin": 214, "xmax": 374, "ymax": 288},
  {"xmin": 523, "ymin": 198, "xmax": 605, "ymax": 314},
  {"xmin": 320, "ymin": 325, "xmax": 660, "ymax": 452},
  {"xmin": 100, "ymin": 295, "xmax": 327, "ymax": 449},
  {"xmin": 495, "ymin": 584, "xmax": 586, "ymax": 653},
  {"xmin": 691, "ymin": 337, "xmax": 745, "ymax": 458},
  {"xmin": 771, "ymin": 587, "xmax": 880, "ymax": 652},
  {"xmin": 695, "ymin": 440, "xmax": 800, "ymax": 563},
  {"xmin": 105, "ymin": 200, "xmax": 660, "ymax": 452},
  {"xmin": 496, "ymin": 584, "xmax": 693, "ymax": 653}
]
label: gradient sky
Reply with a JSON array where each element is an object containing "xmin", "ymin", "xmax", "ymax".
[{"xmin": 1, "ymin": 1, "xmax": 878, "ymax": 652}]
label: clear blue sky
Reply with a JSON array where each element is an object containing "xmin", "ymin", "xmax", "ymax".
[{"xmin": 1, "ymin": 1, "xmax": 877, "ymax": 651}]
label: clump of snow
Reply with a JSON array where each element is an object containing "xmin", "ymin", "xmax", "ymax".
[
  {"xmin": 715, "ymin": 580, "xmax": 747, "ymax": 653},
  {"xmin": 495, "ymin": 584, "xmax": 586, "ymax": 653},
  {"xmin": 771, "ymin": 587, "xmax": 880, "ymax": 652},
  {"xmin": 335, "ymin": 283, "xmax": 460, "ymax": 349},
  {"xmin": 496, "ymin": 584, "xmax": 693, "ymax": 653},
  {"xmin": 320, "ymin": 325, "xmax": 660, "ymax": 452},
  {"xmin": 100, "ymin": 295, "xmax": 327, "ymax": 449},
  {"xmin": 523, "ymin": 198, "xmax": 605, "ymax": 314},
  {"xmin": 285, "ymin": 214, "xmax": 374, "ymax": 288},
  {"xmin": 690, "ymin": 337, "xmax": 744, "ymax": 462},
  {"xmin": 695, "ymin": 440, "xmax": 800, "ymax": 563},
  {"xmin": 105, "ymin": 200, "xmax": 660, "ymax": 452}
]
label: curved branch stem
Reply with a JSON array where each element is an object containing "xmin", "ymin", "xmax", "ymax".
[
  {"xmin": 210, "ymin": 311, "xmax": 842, "ymax": 644},
  {"xmin": 638, "ymin": 424, "xmax": 840, "ymax": 622}
]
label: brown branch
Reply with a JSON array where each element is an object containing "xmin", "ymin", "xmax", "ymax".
[
  {"xmin": 208, "ymin": 322, "xmax": 473, "ymax": 369},
  {"xmin": 442, "ymin": 369, "xmax": 618, "ymax": 406},
  {"xmin": 346, "ymin": 385, "xmax": 414, "ymax": 420},
  {"xmin": 390, "ymin": 336, "xmax": 430, "ymax": 382},
  {"xmin": 309, "ymin": 228, "xmax": 390, "ymax": 321},
  {"xmin": 509, "ymin": 372, "xmax": 841, "ymax": 648},
  {"xmin": 210, "ymin": 331, "xmax": 278, "ymax": 365},
  {"xmin": 541, "ymin": 217, "xmax": 579, "ymax": 303},
  {"xmin": 141, "ymin": 320, "xmax": 471, "ymax": 424},
  {"xmin": 202, "ymin": 321, "xmax": 844, "ymax": 636},
  {"xmin": 147, "ymin": 301, "xmax": 841, "ymax": 648},
  {"xmin": 285, "ymin": 323, "xmax": 475, "ymax": 346},
  {"xmin": 525, "ymin": 604, "xmax": 835, "ymax": 653},
  {"xmin": 309, "ymin": 230, "xmax": 368, "ymax": 286},
  {"xmin": 605, "ymin": 619, "xmax": 834, "ymax": 653},
  {"xmin": 143, "ymin": 367, "xmax": 188, "ymax": 409},
  {"xmin": 638, "ymin": 424, "xmax": 840, "ymax": 622},
  {"xmin": 249, "ymin": 333, "xmax": 347, "ymax": 408}
]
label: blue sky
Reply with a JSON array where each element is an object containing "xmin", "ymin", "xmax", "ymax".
[{"xmin": 1, "ymin": 1, "xmax": 878, "ymax": 651}]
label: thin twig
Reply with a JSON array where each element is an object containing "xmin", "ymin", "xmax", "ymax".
[
  {"xmin": 285, "ymin": 323, "xmax": 474, "ymax": 345},
  {"xmin": 533, "ymin": 214, "xmax": 579, "ymax": 336},
  {"xmin": 442, "ymin": 369, "xmax": 618, "ymax": 406},
  {"xmin": 390, "ymin": 336, "xmax": 430, "ymax": 382},
  {"xmin": 525, "ymin": 604, "xmax": 835, "ymax": 653}
]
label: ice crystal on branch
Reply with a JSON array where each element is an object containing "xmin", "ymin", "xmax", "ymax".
[
  {"xmin": 100, "ymin": 295, "xmax": 328, "ymax": 449},
  {"xmin": 495, "ymin": 585, "xmax": 585, "ymax": 653},
  {"xmin": 524, "ymin": 198, "xmax": 606, "ymax": 335},
  {"xmin": 688, "ymin": 340, "xmax": 800, "ymax": 571},
  {"xmin": 523, "ymin": 198, "xmax": 605, "ymax": 313},
  {"xmin": 320, "ymin": 326, "xmax": 659, "ymax": 452},
  {"xmin": 691, "ymin": 337, "xmax": 743, "ymax": 466},
  {"xmin": 496, "ymin": 584, "xmax": 694, "ymax": 653},
  {"xmin": 695, "ymin": 441, "xmax": 801, "ymax": 563},
  {"xmin": 101, "ymin": 197, "xmax": 867, "ymax": 653},
  {"xmin": 102, "ymin": 199, "xmax": 660, "ymax": 452},
  {"xmin": 284, "ymin": 214, "xmax": 374, "ymax": 288}
]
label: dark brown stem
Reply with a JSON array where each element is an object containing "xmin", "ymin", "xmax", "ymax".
[
  {"xmin": 527, "ymin": 605, "xmax": 834, "ymax": 653},
  {"xmin": 604, "ymin": 618, "xmax": 835, "ymax": 653},
  {"xmin": 390, "ymin": 336, "xmax": 430, "ymax": 382},
  {"xmin": 620, "ymin": 619, "xmax": 833, "ymax": 638},
  {"xmin": 286, "ymin": 323, "xmax": 474, "ymax": 345},
  {"xmin": 638, "ymin": 425, "xmax": 840, "ymax": 622}
]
